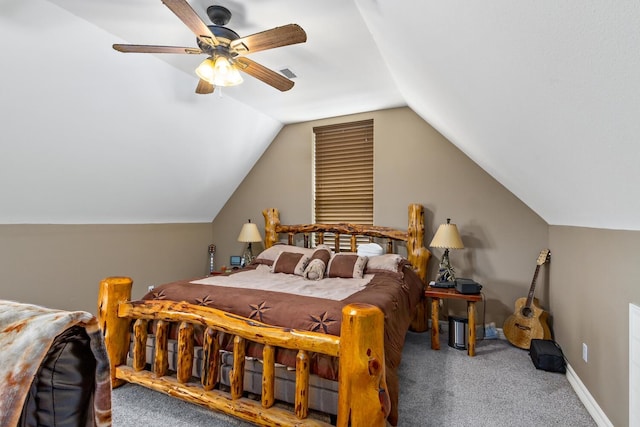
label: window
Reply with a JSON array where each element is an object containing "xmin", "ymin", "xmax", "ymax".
[{"xmin": 313, "ymin": 119, "xmax": 373, "ymax": 249}]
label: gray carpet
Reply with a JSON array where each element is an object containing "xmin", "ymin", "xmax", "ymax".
[{"xmin": 112, "ymin": 331, "xmax": 595, "ymax": 426}]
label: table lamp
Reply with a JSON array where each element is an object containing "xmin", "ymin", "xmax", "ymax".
[
  {"xmin": 237, "ymin": 219, "xmax": 262, "ymax": 267},
  {"xmin": 430, "ymin": 218, "xmax": 464, "ymax": 282}
]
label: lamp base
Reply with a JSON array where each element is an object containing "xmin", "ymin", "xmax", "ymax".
[
  {"xmin": 435, "ymin": 248, "xmax": 456, "ymax": 282},
  {"xmin": 241, "ymin": 243, "xmax": 254, "ymax": 267}
]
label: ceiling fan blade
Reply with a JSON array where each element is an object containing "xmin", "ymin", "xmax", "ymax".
[
  {"xmin": 235, "ymin": 57, "xmax": 294, "ymax": 92},
  {"xmin": 195, "ymin": 79, "xmax": 214, "ymax": 94},
  {"xmin": 162, "ymin": 0, "xmax": 219, "ymax": 48},
  {"xmin": 231, "ymin": 24, "xmax": 307, "ymax": 55},
  {"xmin": 113, "ymin": 44, "xmax": 202, "ymax": 54}
]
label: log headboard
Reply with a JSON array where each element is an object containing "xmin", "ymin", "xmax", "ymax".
[{"xmin": 262, "ymin": 203, "xmax": 431, "ymax": 282}]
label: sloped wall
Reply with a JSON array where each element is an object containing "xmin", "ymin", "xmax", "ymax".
[{"xmin": 0, "ymin": 0, "xmax": 281, "ymax": 224}]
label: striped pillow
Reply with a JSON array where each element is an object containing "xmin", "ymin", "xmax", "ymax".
[
  {"xmin": 327, "ymin": 253, "xmax": 368, "ymax": 279},
  {"xmin": 271, "ymin": 251, "xmax": 311, "ymax": 276}
]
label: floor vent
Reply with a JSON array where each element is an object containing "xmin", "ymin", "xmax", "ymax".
[{"xmin": 631, "ymin": 303, "xmax": 640, "ymax": 427}]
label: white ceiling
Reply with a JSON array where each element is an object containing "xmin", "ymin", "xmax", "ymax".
[
  {"xmin": 1, "ymin": 0, "xmax": 639, "ymax": 230},
  {"xmin": 47, "ymin": 0, "xmax": 406, "ymax": 123}
]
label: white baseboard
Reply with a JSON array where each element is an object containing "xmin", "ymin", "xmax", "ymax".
[{"xmin": 566, "ymin": 363, "xmax": 613, "ymax": 427}]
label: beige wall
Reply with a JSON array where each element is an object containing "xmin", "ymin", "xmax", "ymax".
[
  {"xmin": 215, "ymin": 106, "xmax": 639, "ymax": 424},
  {"xmin": 213, "ymin": 106, "xmax": 549, "ymax": 325},
  {"xmin": 0, "ymin": 223, "xmax": 213, "ymax": 313},
  {"xmin": 550, "ymin": 226, "xmax": 640, "ymax": 426}
]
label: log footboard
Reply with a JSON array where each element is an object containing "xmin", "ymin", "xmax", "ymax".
[{"xmin": 97, "ymin": 277, "xmax": 388, "ymax": 427}]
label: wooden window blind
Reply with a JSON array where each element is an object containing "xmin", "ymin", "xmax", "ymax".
[{"xmin": 313, "ymin": 119, "xmax": 373, "ymax": 249}]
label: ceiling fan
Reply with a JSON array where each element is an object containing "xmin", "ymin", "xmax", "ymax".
[{"xmin": 113, "ymin": 0, "xmax": 307, "ymax": 94}]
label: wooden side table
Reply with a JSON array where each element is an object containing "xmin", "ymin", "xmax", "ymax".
[{"xmin": 425, "ymin": 286, "xmax": 483, "ymax": 357}]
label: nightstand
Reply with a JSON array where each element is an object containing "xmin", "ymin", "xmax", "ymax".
[
  {"xmin": 425, "ymin": 285, "xmax": 482, "ymax": 357},
  {"xmin": 208, "ymin": 269, "xmax": 234, "ymax": 276}
]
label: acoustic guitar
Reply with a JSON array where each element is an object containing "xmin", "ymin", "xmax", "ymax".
[{"xmin": 503, "ymin": 249, "xmax": 552, "ymax": 349}]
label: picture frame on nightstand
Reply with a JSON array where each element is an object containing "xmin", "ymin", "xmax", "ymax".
[{"xmin": 230, "ymin": 255, "xmax": 242, "ymax": 267}]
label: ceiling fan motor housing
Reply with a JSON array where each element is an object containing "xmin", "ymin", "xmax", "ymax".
[
  {"xmin": 196, "ymin": 26, "xmax": 240, "ymax": 54},
  {"xmin": 197, "ymin": 6, "xmax": 240, "ymax": 56}
]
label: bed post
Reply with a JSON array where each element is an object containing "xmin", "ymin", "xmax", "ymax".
[
  {"xmin": 407, "ymin": 203, "xmax": 430, "ymax": 282},
  {"xmin": 97, "ymin": 276, "xmax": 133, "ymax": 387},
  {"xmin": 407, "ymin": 204, "xmax": 431, "ymax": 332},
  {"xmin": 263, "ymin": 208, "xmax": 280, "ymax": 249},
  {"xmin": 337, "ymin": 303, "xmax": 388, "ymax": 427}
]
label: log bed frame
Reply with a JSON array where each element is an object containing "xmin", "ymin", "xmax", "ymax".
[{"xmin": 97, "ymin": 204, "xmax": 430, "ymax": 426}]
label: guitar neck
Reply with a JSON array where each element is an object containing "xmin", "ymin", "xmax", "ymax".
[
  {"xmin": 524, "ymin": 265, "xmax": 541, "ymax": 308},
  {"xmin": 524, "ymin": 249, "xmax": 550, "ymax": 308}
]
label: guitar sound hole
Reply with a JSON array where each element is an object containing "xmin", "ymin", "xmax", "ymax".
[{"xmin": 521, "ymin": 307, "xmax": 532, "ymax": 318}]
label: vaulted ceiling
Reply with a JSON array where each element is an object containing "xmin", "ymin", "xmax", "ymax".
[{"xmin": 1, "ymin": 1, "xmax": 639, "ymax": 230}]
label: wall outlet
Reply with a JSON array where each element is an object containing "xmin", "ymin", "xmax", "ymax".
[
  {"xmin": 147, "ymin": 285, "xmax": 155, "ymax": 292},
  {"xmin": 582, "ymin": 342, "xmax": 588, "ymax": 362}
]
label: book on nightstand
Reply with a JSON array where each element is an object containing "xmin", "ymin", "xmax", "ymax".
[{"xmin": 430, "ymin": 280, "xmax": 456, "ymax": 289}]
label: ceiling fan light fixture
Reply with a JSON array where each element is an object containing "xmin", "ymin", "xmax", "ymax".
[
  {"xmin": 195, "ymin": 57, "xmax": 215, "ymax": 82},
  {"xmin": 195, "ymin": 56, "xmax": 243, "ymax": 87}
]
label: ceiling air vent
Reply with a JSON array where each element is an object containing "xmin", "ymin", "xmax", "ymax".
[{"xmin": 279, "ymin": 68, "xmax": 297, "ymax": 79}]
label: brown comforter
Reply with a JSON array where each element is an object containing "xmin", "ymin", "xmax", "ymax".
[{"xmin": 140, "ymin": 261, "xmax": 423, "ymax": 425}]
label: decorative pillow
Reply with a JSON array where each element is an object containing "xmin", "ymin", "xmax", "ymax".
[
  {"xmin": 271, "ymin": 251, "xmax": 311, "ymax": 276},
  {"xmin": 326, "ymin": 253, "xmax": 368, "ymax": 279},
  {"xmin": 302, "ymin": 246, "xmax": 332, "ymax": 280},
  {"xmin": 303, "ymin": 259, "xmax": 326, "ymax": 280},
  {"xmin": 357, "ymin": 242, "xmax": 384, "ymax": 257},
  {"xmin": 310, "ymin": 247, "xmax": 332, "ymax": 266},
  {"xmin": 315, "ymin": 243, "xmax": 334, "ymax": 253},
  {"xmin": 365, "ymin": 254, "xmax": 405, "ymax": 274},
  {"xmin": 256, "ymin": 244, "xmax": 314, "ymax": 262}
]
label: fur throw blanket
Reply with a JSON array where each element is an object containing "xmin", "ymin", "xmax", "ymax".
[{"xmin": 0, "ymin": 300, "xmax": 111, "ymax": 426}]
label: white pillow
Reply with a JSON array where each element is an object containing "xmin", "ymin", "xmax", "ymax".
[{"xmin": 357, "ymin": 242, "xmax": 384, "ymax": 257}]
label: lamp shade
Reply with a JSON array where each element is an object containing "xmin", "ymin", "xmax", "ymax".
[
  {"xmin": 429, "ymin": 219, "xmax": 464, "ymax": 249},
  {"xmin": 196, "ymin": 56, "xmax": 243, "ymax": 87},
  {"xmin": 237, "ymin": 222, "xmax": 262, "ymax": 243}
]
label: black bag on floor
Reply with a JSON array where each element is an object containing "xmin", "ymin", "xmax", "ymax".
[{"xmin": 529, "ymin": 339, "xmax": 566, "ymax": 373}]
